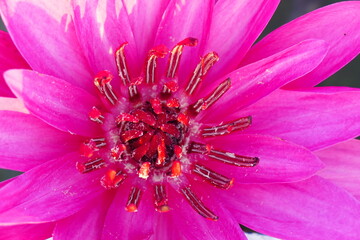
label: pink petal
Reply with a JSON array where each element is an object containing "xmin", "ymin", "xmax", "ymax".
[
  {"xmin": 316, "ymin": 139, "xmax": 360, "ymax": 200},
  {"xmin": 0, "ymin": 222, "xmax": 54, "ymax": 240},
  {"xmin": 204, "ymin": 0, "xmax": 280, "ymax": 83},
  {"xmin": 0, "ymin": 97, "xmax": 28, "ymax": 113},
  {"xmin": 53, "ymin": 192, "xmax": 112, "ymax": 240},
  {"xmin": 101, "ymin": 181, "xmax": 155, "ymax": 240},
  {"xmin": 154, "ymin": 0, "xmax": 214, "ymax": 84},
  {"xmin": 241, "ymin": 1, "xmax": 360, "ymax": 89},
  {"xmin": 5, "ymin": 69, "xmax": 102, "ymax": 137},
  {"xmin": 71, "ymin": 0, "xmax": 139, "ymax": 84},
  {"xmin": 224, "ymin": 176, "xmax": 360, "ymax": 240},
  {"xmin": 170, "ymin": 184, "xmax": 248, "ymax": 240},
  {"xmin": 0, "ymin": 152, "xmax": 105, "ymax": 226},
  {"xmin": 198, "ymin": 134, "xmax": 323, "ymax": 183},
  {"xmin": 229, "ymin": 87, "xmax": 360, "ymax": 151},
  {"xmin": 0, "ymin": 0, "xmax": 94, "ymax": 94},
  {"xmin": 0, "ymin": 111, "xmax": 81, "ymax": 172},
  {"xmin": 200, "ymin": 39, "xmax": 328, "ymax": 119},
  {"xmin": 123, "ymin": 0, "xmax": 169, "ymax": 66},
  {"xmin": 0, "ymin": 30, "xmax": 29, "ymax": 97}
]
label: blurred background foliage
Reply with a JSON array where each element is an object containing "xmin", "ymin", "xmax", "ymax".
[{"xmin": 0, "ymin": 0, "xmax": 359, "ymax": 181}]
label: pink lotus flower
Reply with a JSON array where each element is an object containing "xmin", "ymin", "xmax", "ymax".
[{"xmin": 0, "ymin": 0, "xmax": 360, "ymax": 239}]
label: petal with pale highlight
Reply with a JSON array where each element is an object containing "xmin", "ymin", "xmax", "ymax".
[
  {"xmin": 71, "ymin": 0, "xmax": 139, "ymax": 81},
  {"xmin": 232, "ymin": 88, "xmax": 360, "ymax": 150},
  {"xmin": 204, "ymin": 0, "xmax": 280, "ymax": 83},
  {"xmin": 0, "ymin": 153, "xmax": 105, "ymax": 226},
  {"xmin": 5, "ymin": 69, "xmax": 102, "ymax": 137},
  {"xmin": 0, "ymin": 0, "xmax": 94, "ymax": 94},
  {"xmin": 0, "ymin": 30, "xmax": 29, "ymax": 97},
  {"xmin": 0, "ymin": 97, "xmax": 28, "ymax": 113},
  {"xmin": 316, "ymin": 139, "xmax": 360, "ymax": 200},
  {"xmin": 0, "ymin": 111, "xmax": 81, "ymax": 172},
  {"xmin": 0, "ymin": 222, "xmax": 54, "ymax": 240},
  {"xmin": 241, "ymin": 1, "xmax": 360, "ymax": 89},
  {"xmin": 199, "ymin": 134, "xmax": 323, "ymax": 183},
  {"xmin": 223, "ymin": 176, "xmax": 360, "ymax": 240},
  {"xmin": 201, "ymin": 39, "xmax": 328, "ymax": 118}
]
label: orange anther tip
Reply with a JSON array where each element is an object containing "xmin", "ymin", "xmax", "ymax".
[{"xmin": 125, "ymin": 204, "xmax": 138, "ymax": 212}]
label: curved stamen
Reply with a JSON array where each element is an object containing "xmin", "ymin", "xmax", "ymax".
[
  {"xmin": 101, "ymin": 169, "xmax": 127, "ymax": 189},
  {"xmin": 94, "ymin": 71, "xmax": 118, "ymax": 105},
  {"xmin": 201, "ymin": 116, "xmax": 252, "ymax": 137},
  {"xmin": 115, "ymin": 42, "xmax": 131, "ymax": 86},
  {"xmin": 181, "ymin": 186, "xmax": 218, "ymax": 221},
  {"xmin": 76, "ymin": 158, "xmax": 106, "ymax": 173},
  {"xmin": 126, "ymin": 187, "xmax": 143, "ymax": 212},
  {"xmin": 167, "ymin": 37, "xmax": 198, "ymax": 79},
  {"xmin": 193, "ymin": 164, "xmax": 234, "ymax": 189},
  {"xmin": 185, "ymin": 52, "xmax": 219, "ymax": 95},
  {"xmin": 146, "ymin": 45, "xmax": 168, "ymax": 84},
  {"xmin": 189, "ymin": 142, "xmax": 259, "ymax": 167},
  {"xmin": 188, "ymin": 78, "xmax": 231, "ymax": 116},
  {"xmin": 154, "ymin": 184, "xmax": 170, "ymax": 212}
]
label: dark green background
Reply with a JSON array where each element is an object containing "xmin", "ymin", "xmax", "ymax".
[{"xmin": 0, "ymin": 0, "xmax": 359, "ymax": 181}]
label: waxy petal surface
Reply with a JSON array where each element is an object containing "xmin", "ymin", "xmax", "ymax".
[
  {"xmin": 241, "ymin": 1, "xmax": 360, "ymax": 89},
  {"xmin": 0, "ymin": 111, "xmax": 80, "ymax": 172},
  {"xmin": 316, "ymin": 139, "xmax": 360, "ymax": 199},
  {"xmin": 71, "ymin": 0, "xmax": 139, "ymax": 81},
  {"xmin": 234, "ymin": 88, "xmax": 360, "ymax": 151},
  {"xmin": 201, "ymin": 39, "xmax": 328, "ymax": 118},
  {"xmin": 123, "ymin": 0, "xmax": 169, "ymax": 66},
  {"xmin": 0, "ymin": 153, "xmax": 105, "ymax": 226},
  {"xmin": 53, "ymin": 192, "xmax": 112, "ymax": 240},
  {"xmin": 0, "ymin": 222, "xmax": 54, "ymax": 240},
  {"xmin": 223, "ymin": 176, "xmax": 360, "ymax": 240},
  {"xmin": 0, "ymin": 30, "xmax": 29, "ymax": 97},
  {"xmin": 204, "ymin": 0, "xmax": 280, "ymax": 83},
  {"xmin": 5, "ymin": 69, "xmax": 102, "ymax": 137},
  {"xmin": 200, "ymin": 134, "xmax": 323, "ymax": 183},
  {"xmin": 0, "ymin": 0, "xmax": 94, "ymax": 93}
]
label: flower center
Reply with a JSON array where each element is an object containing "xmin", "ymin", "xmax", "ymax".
[{"xmin": 76, "ymin": 38, "xmax": 259, "ymax": 220}]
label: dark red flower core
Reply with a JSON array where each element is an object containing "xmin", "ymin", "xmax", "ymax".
[{"xmin": 76, "ymin": 37, "xmax": 259, "ymax": 220}]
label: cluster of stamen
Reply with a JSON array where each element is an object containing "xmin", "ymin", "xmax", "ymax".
[{"xmin": 76, "ymin": 37, "xmax": 259, "ymax": 220}]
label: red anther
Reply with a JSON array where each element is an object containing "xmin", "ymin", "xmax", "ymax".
[
  {"xmin": 189, "ymin": 142, "xmax": 259, "ymax": 167},
  {"xmin": 139, "ymin": 162, "xmax": 151, "ymax": 179},
  {"xmin": 156, "ymin": 138, "xmax": 166, "ymax": 166},
  {"xmin": 177, "ymin": 113, "xmax": 189, "ymax": 126},
  {"xmin": 174, "ymin": 145, "xmax": 182, "ymax": 158},
  {"xmin": 116, "ymin": 113, "xmax": 139, "ymax": 124},
  {"xmin": 160, "ymin": 124, "xmax": 180, "ymax": 137},
  {"xmin": 76, "ymin": 158, "xmax": 106, "ymax": 173},
  {"xmin": 132, "ymin": 142, "xmax": 150, "ymax": 161},
  {"xmin": 147, "ymin": 134, "xmax": 160, "ymax": 157},
  {"xmin": 128, "ymin": 85, "xmax": 141, "ymax": 102},
  {"xmin": 94, "ymin": 70, "xmax": 118, "ymax": 105},
  {"xmin": 88, "ymin": 106, "xmax": 104, "ymax": 124},
  {"xmin": 126, "ymin": 187, "xmax": 142, "ymax": 212},
  {"xmin": 132, "ymin": 109, "xmax": 157, "ymax": 126},
  {"xmin": 185, "ymin": 52, "xmax": 219, "ymax": 95},
  {"xmin": 193, "ymin": 164, "xmax": 234, "ymax": 189},
  {"xmin": 100, "ymin": 169, "xmax": 126, "ymax": 189},
  {"xmin": 188, "ymin": 78, "xmax": 231, "ymax": 115},
  {"xmin": 150, "ymin": 45, "xmax": 169, "ymax": 58},
  {"xmin": 164, "ymin": 80, "xmax": 179, "ymax": 92},
  {"xmin": 94, "ymin": 70, "xmax": 114, "ymax": 86},
  {"xmin": 171, "ymin": 161, "xmax": 181, "ymax": 177},
  {"xmin": 201, "ymin": 116, "xmax": 252, "ymax": 137},
  {"xmin": 177, "ymin": 37, "xmax": 198, "ymax": 46},
  {"xmin": 166, "ymin": 98, "xmax": 180, "ymax": 108},
  {"xmin": 130, "ymin": 76, "xmax": 143, "ymax": 86},
  {"xmin": 150, "ymin": 98, "xmax": 163, "ymax": 114},
  {"xmin": 181, "ymin": 187, "xmax": 218, "ymax": 221},
  {"xmin": 115, "ymin": 42, "xmax": 131, "ymax": 86},
  {"xmin": 121, "ymin": 130, "xmax": 144, "ymax": 142},
  {"xmin": 79, "ymin": 140, "xmax": 98, "ymax": 158},
  {"xmin": 111, "ymin": 143, "xmax": 126, "ymax": 160},
  {"xmin": 154, "ymin": 184, "xmax": 170, "ymax": 212}
]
